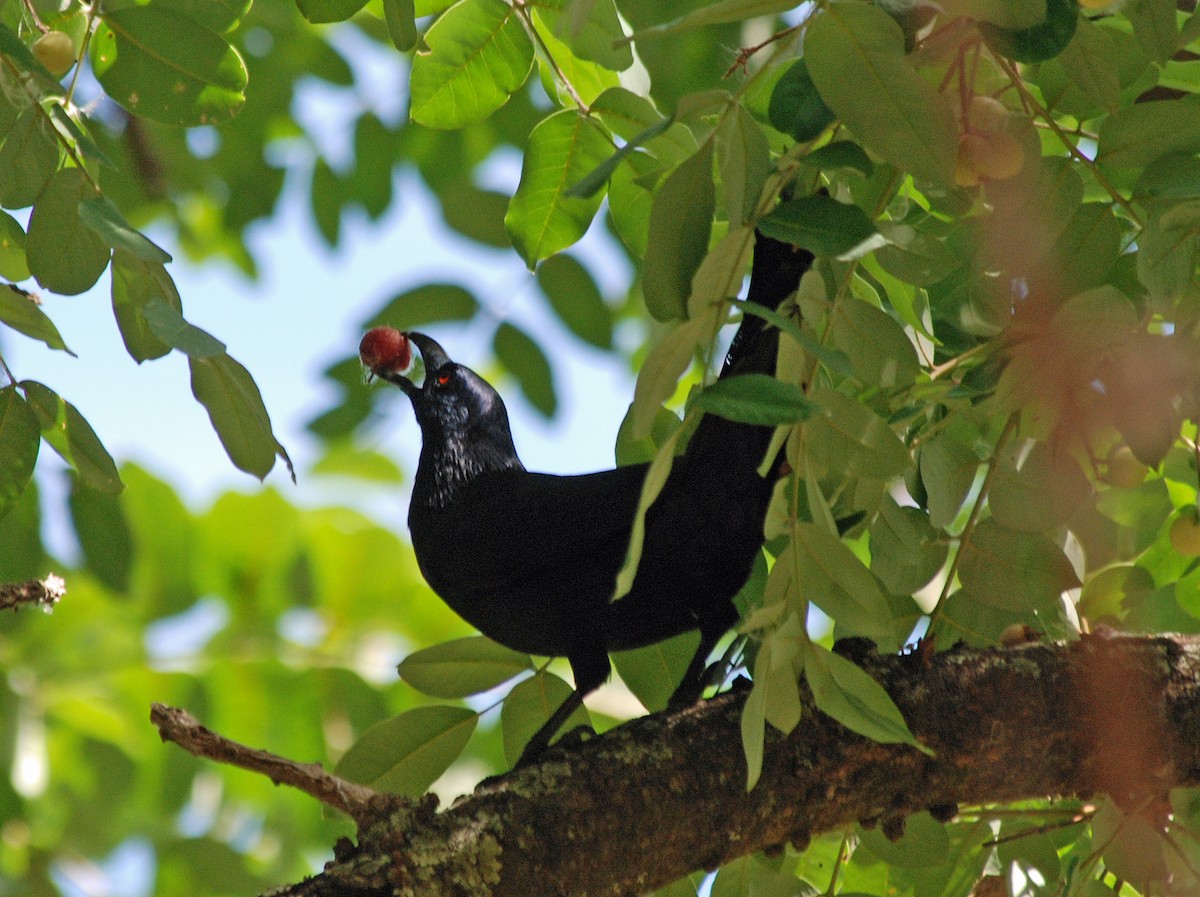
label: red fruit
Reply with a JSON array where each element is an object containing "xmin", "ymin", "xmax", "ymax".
[{"xmin": 359, "ymin": 327, "xmax": 412, "ymax": 374}]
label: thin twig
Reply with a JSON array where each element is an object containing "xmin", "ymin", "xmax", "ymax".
[
  {"xmin": 0, "ymin": 576, "xmax": 65, "ymax": 612},
  {"xmin": 149, "ymin": 703, "xmax": 382, "ymax": 824}
]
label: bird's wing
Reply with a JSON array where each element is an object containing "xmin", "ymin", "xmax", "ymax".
[{"xmin": 413, "ymin": 465, "xmax": 647, "ymax": 600}]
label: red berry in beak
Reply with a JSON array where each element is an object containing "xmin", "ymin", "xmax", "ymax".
[{"xmin": 359, "ymin": 327, "xmax": 412, "ymax": 375}]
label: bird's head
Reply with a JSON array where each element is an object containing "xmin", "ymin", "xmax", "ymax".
[{"xmin": 380, "ymin": 333, "xmax": 523, "ymax": 491}]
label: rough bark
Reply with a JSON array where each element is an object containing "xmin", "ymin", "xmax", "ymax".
[{"xmin": 265, "ymin": 634, "xmax": 1200, "ymax": 897}]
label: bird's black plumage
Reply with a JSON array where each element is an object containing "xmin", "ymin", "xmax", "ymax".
[{"xmin": 383, "ymin": 234, "xmax": 813, "ymax": 762}]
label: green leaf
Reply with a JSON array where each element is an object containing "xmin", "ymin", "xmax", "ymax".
[
  {"xmin": 155, "ymin": 0, "xmax": 252, "ymax": 33},
  {"xmin": 92, "ymin": 6, "xmax": 248, "ymax": 126},
  {"xmin": 695, "ymin": 374, "xmax": 816, "ymax": 426},
  {"xmin": 1057, "ymin": 18, "xmax": 1121, "ymax": 114},
  {"xmin": 642, "ymin": 141, "xmax": 715, "ymax": 321},
  {"xmin": 806, "ymin": 3, "xmax": 957, "ymax": 186},
  {"xmin": 791, "ymin": 524, "xmax": 895, "ymax": 642},
  {"xmin": 20, "ymin": 381, "xmax": 122, "ymax": 494},
  {"xmin": 333, "ymin": 706, "xmax": 478, "ymax": 797},
  {"xmin": 26, "ymin": 168, "xmax": 110, "ymax": 296},
  {"xmin": 68, "ymin": 476, "xmax": 133, "ymax": 592},
  {"xmin": 409, "ymin": 0, "xmax": 533, "ymax": 130},
  {"xmin": 535, "ymin": 253, "xmax": 613, "ymax": 349},
  {"xmin": 919, "ymin": 424, "xmax": 981, "ymax": 529},
  {"xmin": 741, "ymin": 668, "xmax": 767, "ymax": 789},
  {"xmin": 716, "ymin": 104, "xmax": 770, "ymax": 227},
  {"xmin": 979, "ymin": 0, "xmax": 1078, "ymax": 64},
  {"xmin": 541, "ymin": 0, "xmax": 631, "ymax": 72},
  {"xmin": 611, "ymin": 630, "xmax": 699, "ymax": 712},
  {"xmin": 1097, "ymin": 95, "xmax": 1200, "ymax": 169},
  {"xmin": 142, "ymin": 301, "xmax": 227, "ymax": 358},
  {"xmin": 493, "ymin": 322, "xmax": 556, "ymax": 417},
  {"xmin": 0, "ymin": 108, "xmax": 59, "ymax": 209},
  {"xmin": 0, "ymin": 387, "xmax": 40, "ymax": 521},
  {"xmin": 110, "ymin": 252, "xmax": 183, "ymax": 363},
  {"xmin": 625, "ymin": 0, "xmax": 798, "ymax": 42},
  {"xmin": 858, "ymin": 812, "xmax": 949, "ymax": 867},
  {"xmin": 398, "ymin": 636, "xmax": 533, "ymax": 698},
  {"xmin": 1138, "ymin": 201, "xmax": 1200, "ymax": 306},
  {"xmin": 758, "ymin": 194, "xmax": 879, "ymax": 258},
  {"xmin": 607, "ymin": 150, "xmax": 660, "ymax": 257},
  {"xmin": 0, "ymin": 285, "xmax": 70, "ymax": 353},
  {"xmin": 383, "ymin": 0, "xmax": 419, "ymax": 51},
  {"xmin": 78, "ymin": 197, "xmax": 172, "ymax": 263},
  {"xmin": 504, "ymin": 110, "xmax": 611, "ymax": 267},
  {"xmin": 957, "ymin": 519, "xmax": 1081, "ymax": 611},
  {"xmin": 830, "ymin": 297, "xmax": 920, "ymax": 389},
  {"xmin": 805, "ymin": 387, "xmax": 910, "ymax": 481},
  {"xmin": 189, "ymin": 353, "xmax": 289, "ymax": 480},
  {"xmin": 369, "ymin": 283, "xmax": 480, "ymax": 330},
  {"xmin": 768, "ymin": 57, "xmax": 835, "ymax": 143},
  {"xmin": 628, "ymin": 313, "xmax": 708, "ymax": 438},
  {"xmin": 801, "ymin": 140, "xmax": 874, "ymax": 178},
  {"xmin": 754, "ymin": 614, "xmax": 805, "ymax": 734},
  {"xmin": 295, "ymin": 0, "xmax": 369, "ymax": 23},
  {"xmin": 1126, "ymin": 0, "xmax": 1179, "ymax": 64},
  {"xmin": 869, "ymin": 496, "xmax": 947, "ymax": 595},
  {"xmin": 804, "ymin": 641, "xmax": 930, "ymax": 753},
  {"xmin": 500, "ymin": 672, "xmax": 590, "ymax": 766},
  {"xmin": 0, "ymin": 211, "xmax": 28, "ymax": 281},
  {"xmin": 988, "ymin": 442, "xmax": 1090, "ymax": 533},
  {"xmin": 565, "ymin": 115, "xmax": 674, "ymax": 200},
  {"xmin": 590, "ymin": 87, "xmax": 696, "ymax": 163},
  {"xmin": 310, "ymin": 443, "xmax": 404, "ymax": 482}
]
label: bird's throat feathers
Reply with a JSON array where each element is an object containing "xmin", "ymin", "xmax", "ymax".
[{"xmin": 415, "ymin": 416, "xmax": 525, "ymax": 509}]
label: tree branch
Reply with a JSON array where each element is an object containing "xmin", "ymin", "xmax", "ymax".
[
  {"xmin": 248, "ymin": 634, "xmax": 1200, "ymax": 897},
  {"xmin": 0, "ymin": 575, "xmax": 65, "ymax": 613},
  {"xmin": 149, "ymin": 703, "xmax": 382, "ymax": 825}
]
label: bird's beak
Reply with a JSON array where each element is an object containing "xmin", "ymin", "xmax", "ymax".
[{"xmin": 378, "ymin": 331, "xmax": 452, "ymax": 399}]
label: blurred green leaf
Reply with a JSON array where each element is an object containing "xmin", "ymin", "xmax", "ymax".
[
  {"xmin": 0, "ymin": 211, "xmax": 29, "ymax": 281},
  {"xmin": 296, "ymin": 0, "xmax": 369, "ymax": 23},
  {"xmin": 979, "ymin": 0, "xmax": 1078, "ymax": 63},
  {"xmin": 68, "ymin": 476, "xmax": 133, "ymax": 592},
  {"xmin": 369, "ymin": 282, "xmax": 480, "ymax": 331},
  {"xmin": 958, "ymin": 519, "xmax": 1081, "ymax": 611},
  {"xmin": 493, "ymin": 322, "xmax": 556, "ymax": 417},
  {"xmin": 0, "ymin": 386, "xmax": 39, "ymax": 521},
  {"xmin": 535, "ymin": 253, "xmax": 613, "ymax": 349}
]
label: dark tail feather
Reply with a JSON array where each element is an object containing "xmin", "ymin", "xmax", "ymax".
[{"xmin": 720, "ymin": 232, "xmax": 814, "ymax": 378}]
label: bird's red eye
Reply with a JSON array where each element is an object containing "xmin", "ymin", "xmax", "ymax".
[{"xmin": 436, "ymin": 373, "xmax": 451, "ymax": 385}]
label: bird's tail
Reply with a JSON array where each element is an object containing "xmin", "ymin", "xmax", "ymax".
[{"xmin": 719, "ymin": 233, "xmax": 814, "ymax": 380}]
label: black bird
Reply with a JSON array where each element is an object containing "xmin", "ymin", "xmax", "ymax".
[{"xmin": 380, "ymin": 234, "xmax": 813, "ymax": 763}]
